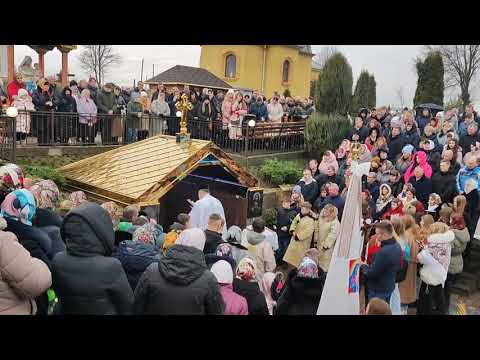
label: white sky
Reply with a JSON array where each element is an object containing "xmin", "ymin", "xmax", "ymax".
[{"xmin": 12, "ymin": 45, "xmax": 477, "ymax": 107}]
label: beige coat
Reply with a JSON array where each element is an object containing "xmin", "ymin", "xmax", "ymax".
[
  {"xmin": 0, "ymin": 229, "xmax": 52, "ymax": 315},
  {"xmin": 283, "ymin": 215, "xmax": 315, "ymax": 268},
  {"xmin": 241, "ymin": 229, "xmax": 276, "ymax": 283},
  {"xmin": 398, "ymin": 228, "xmax": 419, "ymax": 305},
  {"xmin": 314, "ymin": 217, "xmax": 340, "ymax": 272}
]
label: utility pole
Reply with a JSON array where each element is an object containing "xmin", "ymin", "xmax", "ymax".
[{"xmin": 140, "ymin": 58, "xmax": 144, "ymax": 82}]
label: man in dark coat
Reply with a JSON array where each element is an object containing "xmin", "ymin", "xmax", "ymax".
[
  {"xmin": 361, "ymin": 221, "xmax": 402, "ymax": 303},
  {"xmin": 459, "ymin": 123, "xmax": 480, "ymax": 154},
  {"xmin": 431, "ymin": 160, "xmax": 458, "ymax": 205},
  {"xmin": 365, "ymin": 172, "xmax": 380, "ymax": 203},
  {"xmin": 386, "ymin": 169, "xmax": 404, "ymax": 198},
  {"xmin": 320, "ymin": 183, "xmax": 345, "ymax": 220},
  {"xmin": 347, "ymin": 117, "xmax": 369, "ymax": 142},
  {"xmin": 249, "ymin": 96, "xmax": 269, "ymax": 121},
  {"xmin": 408, "ymin": 166, "xmax": 433, "ymax": 207},
  {"xmin": 133, "ymin": 228, "xmax": 224, "ymax": 315},
  {"xmin": 387, "ymin": 126, "xmax": 405, "ymax": 162},
  {"xmin": 203, "ymin": 213, "xmax": 225, "ymax": 254},
  {"xmin": 403, "ymin": 122, "xmax": 421, "ymax": 149},
  {"xmin": 96, "ymin": 83, "xmax": 118, "ymax": 144},
  {"xmin": 87, "ymin": 77, "xmax": 99, "ymax": 105},
  {"xmin": 316, "ymin": 165, "xmax": 344, "ymax": 192},
  {"xmin": 52, "ymin": 203, "xmax": 134, "ymax": 315}
]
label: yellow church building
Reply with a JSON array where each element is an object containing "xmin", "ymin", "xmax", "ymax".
[{"xmin": 200, "ymin": 45, "xmax": 319, "ymax": 99}]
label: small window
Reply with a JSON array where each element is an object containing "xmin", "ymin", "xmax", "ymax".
[
  {"xmin": 225, "ymin": 54, "xmax": 236, "ymax": 78},
  {"xmin": 282, "ymin": 60, "xmax": 290, "ymax": 82}
]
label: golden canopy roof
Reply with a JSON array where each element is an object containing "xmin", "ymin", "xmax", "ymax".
[{"xmin": 60, "ymin": 135, "xmax": 257, "ymax": 206}]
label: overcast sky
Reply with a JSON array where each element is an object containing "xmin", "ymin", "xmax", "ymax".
[{"xmin": 12, "ymin": 45, "xmax": 475, "ymax": 107}]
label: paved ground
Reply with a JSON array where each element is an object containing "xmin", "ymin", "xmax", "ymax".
[{"xmin": 450, "ymin": 292, "xmax": 480, "ymax": 315}]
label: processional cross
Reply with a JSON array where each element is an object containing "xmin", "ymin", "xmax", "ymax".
[{"xmin": 175, "ymin": 93, "xmax": 193, "ymax": 138}]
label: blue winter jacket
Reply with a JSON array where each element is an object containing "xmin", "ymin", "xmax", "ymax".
[
  {"xmin": 456, "ymin": 165, "xmax": 480, "ymax": 194},
  {"xmin": 249, "ymin": 102, "xmax": 268, "ymax": 121},
  {"xmin": 116, "ymin": 240, "xmax": 161, "ymax": 291},
  {"xmin": 362, "ymin": 239, "xmax": 402, "ymax": 295}
]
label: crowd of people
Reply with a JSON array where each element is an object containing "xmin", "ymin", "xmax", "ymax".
[
  {"xmin": 291, "ymin": 104, "xmax": 480, "ymax": 314},
  {"xmin": 0, "ymin": 74, "xmax": 314, "ymax": 146}
]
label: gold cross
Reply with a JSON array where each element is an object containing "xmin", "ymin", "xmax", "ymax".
[{"xmin": 175, "ymin": 93, "xmax": 193, "ymax": 136}]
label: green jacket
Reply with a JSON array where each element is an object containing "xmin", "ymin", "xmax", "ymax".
[{"xmin": 96, "ymin": 90, "xmax": 117, "ymax": 113}]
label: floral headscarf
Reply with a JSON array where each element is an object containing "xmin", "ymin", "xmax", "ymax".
[
  {"xmin": 29, "ymin": 179, "xmax": 60, "ymax": 209},
  {"xmin": 101, "ymin": 202, "xmax": 118, "ymax": 220},
  {"xmin": 1, "ymin": 189, "xmax": 36, "ymax": 226},
  {"xmin": 236, "ymin": 257, "xmax": 256, "ymax": 282},
  {"xmin": 0, "ymin": 163, "xmax": 25, "ymax": 194},
  {"xmin": 69, "ymin": 191, "xmax": 87, "ymax": 208},
  {"xmin": 297, "ymin": 256, "xmax": 319, "ymax": 279},
  {"xmin": 133, "ymin": 223, "xmax": 159, "ymax": 245},
  {"xmin": 216, "ymin": 242, "xmax": 233, "ymax": 258}
]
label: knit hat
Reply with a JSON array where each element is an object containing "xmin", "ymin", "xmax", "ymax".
[
  {"xmin": 391, "ymin": 116, "xmax": 402, "ymax": 128},
  {"xmin": 402, "ymin": 144, "xmax": 414, "ymax": 155},
  {"xmin": 292, "ymin": 185, "xmax": 302, "ymax": 194}
]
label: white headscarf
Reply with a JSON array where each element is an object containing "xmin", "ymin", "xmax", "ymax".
[
  {"xmin": 210, "ymin": 260, "xmax": 234, "ymax": 284},
  {"xmin": 176, "ymin": 228, "xmax": 206, "ymax": 251}
]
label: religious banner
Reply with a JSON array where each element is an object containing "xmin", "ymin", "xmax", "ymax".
[{"xmin": 317, "ymin": 160, "xmax": 370, "ymax": 315}]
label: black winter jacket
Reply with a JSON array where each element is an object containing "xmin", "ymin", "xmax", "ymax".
[
  {"xmin": 57, "ymin": 93, "xmax": 77, "ymax": 113},
  {"xmin": 52, "ymin": 203, "xmax": 134, "ymax": 315},
  {"xmin": 133, "ymin": 244, "xmax": 224, "ymax": 315},
  {"xmin": 432, "ymin": 170, "xmax": 457, "ymax": 205},
  {"xmin": 116, "ymin": 240, "xmax": 161, "ymax": 291},
  {"xmin": 387, "ymin": 133, "xmax": 405, "ymax": 162},
  {"xmin": 409, "ymin": 175, "xmax": 433, "ymax": 207},
  {"xmin": 275, "ymin": 268, "xmax": 325, "ymax": 315},
  {"xmin": 232, "ymin": 278, "xmax": 269, "ymax": 315},
  {"xmin": 204, "ymin": 229, "xmax": 225, "ymax": 255}
]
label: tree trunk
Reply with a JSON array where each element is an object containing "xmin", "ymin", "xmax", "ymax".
[{"xmin": 461, "ymin": 87, "xmax": 470, "ymax": 109}]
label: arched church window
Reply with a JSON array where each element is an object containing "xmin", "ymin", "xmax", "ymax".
[{"xmin": 225, "ymin": 54, "xmax": 236, "ymax": 78}]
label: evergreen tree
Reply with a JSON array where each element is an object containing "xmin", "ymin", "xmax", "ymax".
[
  {"xmin": 283, "ymin": 88, "xmax": 291, "ymax": 98},
  {"xmin": 351, "ymin": 70, "xmax": 371, "ymax": 113},
  {"xmin": 315, "ymin": 52, "xmax": 353, "ymax": 115},
  {"xmin": 367, "ymin": 74, "xmax": 376, "ymax": 109},
  {"xmin": 413, "ymin": 51, "xmax": 444, "ymax": 107}
]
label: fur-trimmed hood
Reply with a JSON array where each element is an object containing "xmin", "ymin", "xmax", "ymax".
[{"xmin": 427, "ymin": 230, "xmax": 455, "ymax": 245}]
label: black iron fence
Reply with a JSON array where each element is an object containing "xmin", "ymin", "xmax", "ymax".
[{"xmin": 4, "ymin": 110, "xmax": 306, "ymax": 154}]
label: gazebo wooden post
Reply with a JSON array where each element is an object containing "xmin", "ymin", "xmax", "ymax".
[
  {"xmin": 7, "ymin": 45, "xmax": 14, "ymax": 83},
  {"xmin": 60, "ymin": 50, "xmax": 69, "ymax": 86},
  {"xmin": 38, "ymin": 50, "xmax": 45, "ymax": 78}
]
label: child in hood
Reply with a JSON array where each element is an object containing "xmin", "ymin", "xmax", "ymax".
[
  {"xmin": 403, "ymin": 151, "xmax": 433, "ymax": 183},
  {"xmin": 12, "ymin": 88, "xmax": 35, "ymax": 141}
]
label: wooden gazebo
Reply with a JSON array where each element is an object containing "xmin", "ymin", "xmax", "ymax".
[{"xmin": 6, "ymin": 45, "xmax": 77, "ymax": 85}]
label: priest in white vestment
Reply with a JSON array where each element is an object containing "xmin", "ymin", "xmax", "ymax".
[{"xmin": 189, "ymin": 189, "xmax": 227, "ymax": 233}]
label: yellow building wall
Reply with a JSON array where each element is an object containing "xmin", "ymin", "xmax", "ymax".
[
  {"xmin": 263, "ymin": 46, "xmax": 312, "ymax": 99},
  {"xmin": 311, "ymin": 68, "xmax": 321, "ymax": 82},
  {"xmin": 200, "ymin": 45, "xmax": 263, "ymax": 91},
  {"xmin": 200, "ymin": 45, "xmax": 313, "ymax": 98}
]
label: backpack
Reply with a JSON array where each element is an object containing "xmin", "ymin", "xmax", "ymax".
[
  {"xmin": 396, "ymin": 242, "xmax": 410, "ymax": 283},
  {"xmin": 163, "ymin": 229, "xmax": 181, "ymax": 252}
]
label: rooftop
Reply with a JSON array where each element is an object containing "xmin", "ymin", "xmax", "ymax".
[
  {"xmin": 144, "ymin": 65, "xmax": 232, "ymax": 90},
  {"xmin": 60, "ymin": 135, "xmax": 256, "ymax": 206}
]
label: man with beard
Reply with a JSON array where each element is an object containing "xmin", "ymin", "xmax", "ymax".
[{"xmin": 432, "ymin": 160, "xmax": 457, "ymax": 205}]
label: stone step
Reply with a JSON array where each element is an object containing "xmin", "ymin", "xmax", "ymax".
[{"xmin": 451, "ymin": 280, "xmax": 477, "ymax": 296}]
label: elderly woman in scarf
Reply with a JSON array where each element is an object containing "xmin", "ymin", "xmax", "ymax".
[
  {"xmin": 375, "ymin": 184, "xmax": 394, "ymax": 220},
  {"xmin": 275, "ymin": 255, "xmax": 325, "ymax": 315},
  {"xmin": 318, "ymin": 150, "xmax": 339, "ymax": 176},
  {"xmin": 76, "ymin": 88, "xmax": 98, "ymax": 144},
  {"xmin": 377, "ymin": 160, "xmax": 395, "ymax": 184},
  {"xmin": 0, "ymin": 163, "xmax": 25, "ymax": 198},
  {"xmin": 69, "ymin": 191, "xmax": 88, "ymax": 208},
  {"xmin": 210, "ymin": 260, "xmax": 249, "ymax": 315},
  {"xmin": 116, "ymin": 222, "xmax": 162, "ymax": 291},
  {"xmin": 1, "ymin": 189, "xmax": 53, "ymax": 315},
  {"xmin": 232, "ymin": 257, "xmax": 269, "ymax": 315}
]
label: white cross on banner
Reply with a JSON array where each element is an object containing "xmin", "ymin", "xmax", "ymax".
[{"xmin": 317, "ymin": 161, "xmax": 371, "ymax": 315}]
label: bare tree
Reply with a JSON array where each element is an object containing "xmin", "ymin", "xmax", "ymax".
[
  {"xmin": 427, "ymin": 45, "xmax": 480, "ymax": 106},
  {"xmin": 395, "ymin": 86, "xmax": 405, "ymax": 109},
  {"xmin": 77, "ymin": 45, "xmax": 122, "ymax": 86},
  {"xmin": 312, "ymin": 46, "xmax": 339, "ymax": 69}
]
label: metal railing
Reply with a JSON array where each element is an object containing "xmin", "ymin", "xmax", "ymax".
[{"xmin": 5, "ymin": 110, "xmax": 306, "ymax": 154}]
